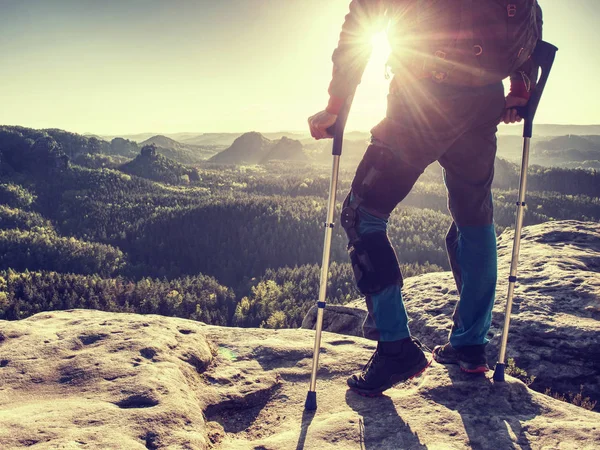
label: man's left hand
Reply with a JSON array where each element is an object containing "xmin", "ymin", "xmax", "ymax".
[
  {"xmin": 308, "ymin": 110, "xmax": 337, "ymax": 140},
  {"xmin": 501, "ymin": 95, "xmax": 528, "ymax": 124}
]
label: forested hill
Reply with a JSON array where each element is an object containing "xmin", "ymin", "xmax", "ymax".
[
  {"xmin": 119, "ymin": 144, "xmax": 200, "ymax": 185},
  {"xmin": 1, "ymin": 123, "xmax": 600, "ymax": 332},
  {"xmin": 531, "ymin": 135, "xmax": 600, "ymax": 169},
  {"xmin": 140, "ymin": 135, "xmax": 187, "ymax": 151},
  {"xmin": 0, "ymin": 125, "xmax": 217, "ymax": 169},
  {"xmin": 138, "ymin": 134, "xmax": 219, "ymax": 163}
]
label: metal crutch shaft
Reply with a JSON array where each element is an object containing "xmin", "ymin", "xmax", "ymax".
[
  {"xmin": 493, "ymin": 40, "xmax": 558, "ymax": 382},
  {"xmin": 305, "ymin": 95, "xmax": 354, "ymax": 411}
]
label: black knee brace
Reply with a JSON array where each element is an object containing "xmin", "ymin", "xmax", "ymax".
[
  {"xmin": 341, "ymin": 195, "xmax": 403, "ymax": 296},
  {"xmin": 348, "ymin": 230, "xmax": 403, "ymax": 295}
]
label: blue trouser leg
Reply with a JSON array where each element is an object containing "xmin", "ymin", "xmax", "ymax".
[
  {"xmin": 447, "ymin": 222, "xmax": 497, "ymax": 347},
  {"xmin": 439, "ymin": 112, "xmax": 501, "ymax": 348},
  {"xmin": 357, "ymin": 206, "xmax": 410, "ymax": 342}
]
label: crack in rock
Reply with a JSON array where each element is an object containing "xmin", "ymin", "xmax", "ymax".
[
  {"xmin": 78, "ymin": 334, "xmax": 108, "ymax": 345},
  {"xmin": 114, "ymin": 394, "xmax": 159, "ymax": 409}
]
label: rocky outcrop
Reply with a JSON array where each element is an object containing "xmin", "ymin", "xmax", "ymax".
[
  {"xmin": 301, "ymin": 304, "xmax": 365, "ymax": 338},
  {"xmin": 303, "ymin": 220, "xmax": 600, "ymax": 408},
  {"xmin": 262, "ymin": 136, "xmax": 307, "ymax": 163},
  {"xmin": 208, "ymin": 132, "xmax": 274, "ymax": 165},
  {"xmin": 208, "ymin": 132, "xmax": 306, "ymax": 165},
  {"xmin": 1, "ymin": 309, "xmax": 599, "ymax": 449}
]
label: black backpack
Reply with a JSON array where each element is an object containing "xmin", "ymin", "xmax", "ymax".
[{"xmin": 388, "ymin": 0, "xmax": 541, "ymax": 85}]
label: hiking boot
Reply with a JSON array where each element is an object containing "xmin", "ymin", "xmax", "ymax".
[
  {"xmin": 347, "ymin": 337, "xmax": 431, "ymax": 397},
  {"xmin": 432, "ymin": 342, "xmax": 489, "ymax": 373}
]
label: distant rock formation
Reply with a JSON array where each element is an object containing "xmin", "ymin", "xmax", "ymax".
[
  {"xmin": 303, "ymin": 220, "xmax": 600, "ymax": 408},
  {"xmin": 209, "ymin": 132, "xmax": 272, "ymax": 165},
  {"xmin": 141, "ymin": 143, "xmax": 158, "ymax": 159},
  {"xmin": 263, "ymin": 136, "xmax": 307, "ymax": 163},
  {"xmin": 208, "ymin": 132, "xmax": 307, "ymax": 165},
  {"xmin": 1, "ymin": 308, "xmax": 599, "ymax": 449}
]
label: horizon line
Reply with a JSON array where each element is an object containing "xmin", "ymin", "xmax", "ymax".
[{"xmin": 4, "ymin": 123, "xmax": 600, "ymax": 140}]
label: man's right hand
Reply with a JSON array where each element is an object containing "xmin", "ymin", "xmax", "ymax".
[
  {"xmin": 308, "ymin": 110, "xmax": 337, "ymax": 140},
  {"xmin": 501, "ymin": 95, "xmax": 528, "ymax": 124}
]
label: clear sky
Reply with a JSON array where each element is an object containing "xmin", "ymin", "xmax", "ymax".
[{"xmin": 0, "ymin": 0, "xmax": 598, "ymax": 135}]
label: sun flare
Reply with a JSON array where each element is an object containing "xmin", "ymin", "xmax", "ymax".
[
  {"xmin": 345, "ymin": 30, "xmax": 392, "ymax": 130},
  {"xmin": 371, "ymin": 30, "xmax": 392, "ymax": 64}
]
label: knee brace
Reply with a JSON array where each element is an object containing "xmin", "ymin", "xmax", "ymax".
[
  {"xmin": 341, "ymin": 195, "xmax": 403, "ymax": 296},
  {"xmin": 349, "ymin": 230, "xmax": 403, "ymax": 295}
]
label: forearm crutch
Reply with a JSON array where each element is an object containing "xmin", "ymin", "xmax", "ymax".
[
  {"xmin": 493, "ymin": 40, "xmax": 558, "ymax": 382},
  {"xmin": 305, "ymin": 95, "xmax": 354, "ymax": 411}
]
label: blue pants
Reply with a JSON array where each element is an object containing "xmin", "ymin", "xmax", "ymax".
[
  {"xmin": 348, "ymin": 80, "xmax": 504, "ymax": 346},
  {"xmin": 356, "ymin": 206, "xmax": 497, "ymax": 346}
]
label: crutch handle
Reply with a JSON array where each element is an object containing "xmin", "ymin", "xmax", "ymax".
[
  {"xmin": 326, "ymin": 95, "xmax": 354, "ymax": 155},
  {"xmin": 514, "ymin": 40, "xmax": 559, "ymax": 138}
]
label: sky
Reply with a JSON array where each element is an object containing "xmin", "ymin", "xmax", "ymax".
[{"xmin": 0, "ymin": 0, "xmax": 599, "ymax": 135}]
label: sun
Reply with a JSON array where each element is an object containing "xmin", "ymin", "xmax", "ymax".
[
  {"xmin": 370, "ymin": 30, "xmax": 392, "ymax": 64},
  {"xmin": 344, "ymin": 30, "xmax": 392, "ymax": 131}
]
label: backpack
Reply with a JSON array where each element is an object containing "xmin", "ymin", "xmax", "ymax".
[{"xmin": 387, "ymin": 0, "xmax": 541, "ymax": 86}]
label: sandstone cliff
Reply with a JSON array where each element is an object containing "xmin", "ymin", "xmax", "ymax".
[{"xmin": 1, "ymin": 220, "xmax": 599, "ymax": 449}]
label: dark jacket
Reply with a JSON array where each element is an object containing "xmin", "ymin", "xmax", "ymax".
[{"xmin": 327, "ymin": 0, "xmax": 543, "ymax": 111}]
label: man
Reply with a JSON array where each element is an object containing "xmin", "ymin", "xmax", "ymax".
[{"xmin": 308, "ymin": 0, "xmax": 542, "ymax": 397}]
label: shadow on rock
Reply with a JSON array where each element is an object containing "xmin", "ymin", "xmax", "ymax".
[
  {"xmin": 345, "ymin": 390, "xmax": 427, "ymax": 450},
  {"xmin": 425, "ymin": 365, "xmax": 541, "ymax": 450},
  {"xmin": 295, "ymin": 409, "xmax": 316, "ymax": 450}
]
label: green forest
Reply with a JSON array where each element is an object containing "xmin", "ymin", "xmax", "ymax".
[{"xmin": 1, "ymin": 125, "xmax": 600, "ymax": 331}]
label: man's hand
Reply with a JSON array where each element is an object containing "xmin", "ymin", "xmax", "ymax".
[
  {"xmin": 501, "ymin": 95, "xmax": 528, "ymax": 124},
  {"xmin": 308, "ymin": 110, "xmax": 337, "ymax": 140}
]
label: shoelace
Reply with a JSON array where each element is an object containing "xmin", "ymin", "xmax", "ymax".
[
  {"xmin": 359, "ymin": 350, "xmax": 392, "ymax": 381},
  {"xmin": 360, "ymin": 351, "xmax": 379, "ymax": 375},
  {"xmin": 412, "ymin": 337, "xmax": 433, "ymax": 353}
]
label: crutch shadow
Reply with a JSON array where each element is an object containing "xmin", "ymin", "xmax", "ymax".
[
  {"xmin": 425, "ymin": 365, "xmax": 541, "ymax": 450},
  {"xmin": 295, "ymin": 409, "xmax": 316, "ymax": 450},
  {"xmin": 345, "ymin": 390, "xmax": 427, "ymax": 449}
]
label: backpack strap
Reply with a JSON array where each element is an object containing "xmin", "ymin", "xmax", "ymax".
[{"xmin": 507, "ymin": 1, "xmax": 518, "ymax": 51}]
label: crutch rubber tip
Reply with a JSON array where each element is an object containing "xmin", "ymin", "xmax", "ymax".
[
  {"xmin": 493, "ymin": 363, "xmax": 506, "ymax": 382},
  {"xmin": 304, "ymin": 391, "xmax": 317, "ymax": 411}
]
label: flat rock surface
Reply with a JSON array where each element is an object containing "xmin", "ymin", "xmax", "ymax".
[
  {"xmin": 1, "ymin": 308, "xmax": 599, "ymax": 449},
  {"xmin": 306, "ymin": 220, "xmax": 600, "ymax": 405}
]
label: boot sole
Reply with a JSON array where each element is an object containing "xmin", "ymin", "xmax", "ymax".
[
  {"xmin": 459, "ymin": 363, "xmax": 490, "ymax": 374},
  {"xmin": 433, "ymin": 351, "xmax": 489, "ymax": 373},
  {"xmin": 348, "ymin": 357, "xmax": 432, "ymax": 397}
]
